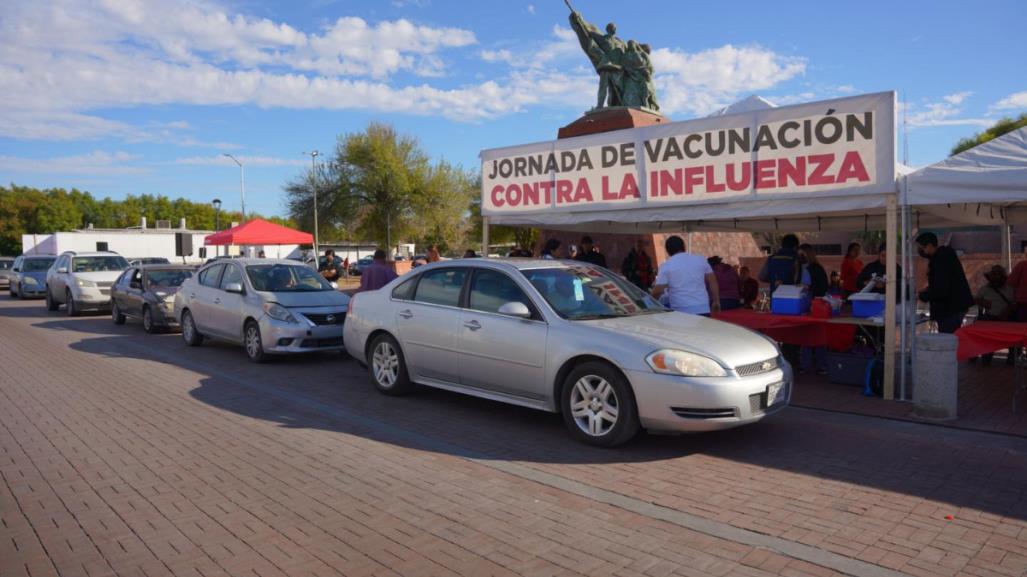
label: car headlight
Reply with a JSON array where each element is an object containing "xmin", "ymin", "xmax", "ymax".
[
  {"xmin": 76, "ymin": 278, "xmax": 97, "ymax": 288},
  {"xmin": 24, "ymin": 277, "xmax": 39, "ymax": 286},
  {"xmin": 646, "ymin": 349, "xmax": 728, "ymax": 377},
  {"xmin": 263, "ymin": 302, "xmax": 298, "ymax": 323}
]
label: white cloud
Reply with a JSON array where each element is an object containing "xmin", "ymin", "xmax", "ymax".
[
  {"xmin": 527, "ymin": 5, "xmax": 536, "ymax": 15},
  {"xmin": 905, "ymin": 93, "xmax": 991, "ymax": 127},
  {"xmin": 0, "ymin": 151, "xmax": 145, "ymax": 174},
  {"xmin": 991, "ymin": 90, "xmax": 1027, "ymax": 111},
  {"xmin": 170, "ymin": 155, "xmax": 307, "ymax": 167}
]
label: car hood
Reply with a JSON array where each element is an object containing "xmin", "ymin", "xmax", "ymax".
[
  {"xmin": 582, "ymin": 312, "xmax": 779, "ymax": 368},
  {"xmin": 73, "ymin": 271, "xmax": 125, "ymax": 283},
  {"xmin": 260, "ymin": 290, "xmax": 350, "ymax": 308}
]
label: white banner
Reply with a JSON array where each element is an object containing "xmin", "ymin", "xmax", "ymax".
[{"xmin": 480, "ymin": 91, "xmax": 895, "ymax": 216}]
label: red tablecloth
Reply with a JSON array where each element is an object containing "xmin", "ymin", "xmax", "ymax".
[
  {"xmin": 713, "ymin": 309, "xmax": 857, "ymax": 350},
  {"xmin": 955, "ymin": 321, "xmax": 1027, "ymax": 361}
]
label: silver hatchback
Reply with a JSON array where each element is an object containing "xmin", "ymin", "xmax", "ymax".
[
  {"xmin": 175, "ymin": 258, "xmax": 349, "ymax": 362},
  {"xmin": 344, "ymin": 259, "xmax": 792, "ymax": 446}
]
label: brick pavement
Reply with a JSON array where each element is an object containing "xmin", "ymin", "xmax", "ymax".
[{"xmin": 0, "ymin": 297, "xmax": 1025, "ymax": 577}]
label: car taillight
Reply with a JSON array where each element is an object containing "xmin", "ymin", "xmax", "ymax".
[{"xmin": 347, "ymin": 294, "xmax": 356, "ymax": 316}]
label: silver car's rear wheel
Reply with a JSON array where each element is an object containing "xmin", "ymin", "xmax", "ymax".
[
  {"xmin": 368, "ymin": 334, "xmax": 411, "ymax": 395},
  {"xmin": 181, "ymin": 310, "xmax": 203, "ymax": 346},
  {"xmin": 561, "ymin": 362, "xmax": 640, "ymax": 447},
  {"xmin": 570, "ymin": 375, "xmax": 620, "ymax": 437}
]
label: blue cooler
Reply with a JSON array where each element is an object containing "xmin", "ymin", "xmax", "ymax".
[
  {"xmin": 770, "ymin": 285, "xmax": 810, "ymax": 316},
  {"xmin": 850, "ymin": 293, "xmax": 886, "ymax": 318}
]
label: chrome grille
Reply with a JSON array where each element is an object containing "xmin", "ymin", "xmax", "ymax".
[
  {"xmin": 302, "ymin": 312, "xmax": 346, "ymax": 326},
  {"xmin": 735, "ymin": 357, "xmax": 779, "ymax": 377},
  {"xmin": 671, "ymin": 407, "xmax": 736, "ymax": 419}
]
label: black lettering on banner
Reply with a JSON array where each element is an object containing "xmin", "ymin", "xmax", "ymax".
[
  {"xmin": 644, "ymin": 139, "xmax": 664, "ymax": 163},
  {"xmin": 778, "ymin": 121, "xmax": 801, "ymax": 148},
  {"xmin": 528, "ymin": 155, "xmax": 543, "ymax": 175},
  {"xmin": 514, "ymin": 157, "xmax": 527, "ymax": 177},
  {"xmin": 705, "ymin": 130, "xmax": 725, "ymax": 156},
  {"xmin": 544, "ymin": 154, "xmax": 559, "ymax": 173},
  {"xmin": 754, "ymin": 125, "xmax": 777, "ymax": 151},
  {"xmin": 815, "ymin": 116, "xmax": 843, "ymax": 144},
  {"xmin": 846, "ymin": 112, "xmax": 873, "ymax": 141},
  {"xmin": 620, "ymin": 142, "xmax": 635, "ymax": 166},
  {"xmin": 663, "ymin": 137, "xmax": 684, "ymax": 162},
  {"xmin": 684, "ymin": 134, "xmax": 703, "ymax": 159},
  {"xmin": 560, "ymin": 151, "xmax": 577, "ymax": 172},
  {"xmin": 578, "ymin": 149, "xmax": 594, "ymax": 171},
  {"xmin": 728, "ymin": 128, "xmax": 750, "ymax": 155},
  {"xmin": 487, "ymin": 159, "xmax": 497, "ymax": 180},
  {"xmin": 499, "ymin": 158, "xmax": 512, "ymax": 178},
  {"xmin": 601, "ymin": 145, "xmax": 618, "ymax": 168}
]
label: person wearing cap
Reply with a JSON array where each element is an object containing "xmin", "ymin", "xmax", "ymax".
[
  {"xmin": 574, "ymin": 235, "xmax": 607, "ymax": 267},
  {"xmin": 916, "ymin": 232, "xmax": 974, "ymax": 334},
  {"xmin": 856, "ymin": 243, "xmax": 907, "ymax": 302},
  {"xmin": 975, "ymin": 265, "xmax": 1017, "ymax": 365}
]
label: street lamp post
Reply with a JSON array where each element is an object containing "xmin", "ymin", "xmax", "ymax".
[
  {"xmin": 222, "ymin": 154, "xmax": 245, "ymax": 222},
  {"xmin": 303, "ymin": 150, "xmax": 320, "ymax": 263},
  {"xmin": 212, "ymin": 198, "xmax": 222, "ymax": 257}
]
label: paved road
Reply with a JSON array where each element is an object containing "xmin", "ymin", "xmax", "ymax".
[{"xmin": 0, "ymin": 296, "xmax": 1025, "ymax": 577}]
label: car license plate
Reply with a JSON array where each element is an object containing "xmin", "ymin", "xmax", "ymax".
[{"xmin": 766, "ymin": 382, "xmax": 785, "ymax": 406}]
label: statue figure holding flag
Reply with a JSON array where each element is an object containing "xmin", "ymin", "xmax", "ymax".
[{"xmin": 564, "ymin": 0, "xmax": 659, "ymax": 112}]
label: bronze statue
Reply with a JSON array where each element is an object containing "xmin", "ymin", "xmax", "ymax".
[{"xmin": 564, "ymin": 0, "xmax": 659, "ymax": 111}]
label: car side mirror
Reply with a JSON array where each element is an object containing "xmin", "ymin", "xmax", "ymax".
[
  {"xmin": 498, "ymin": 301, "xmax": 532, "ymax": 319},
  {"xmin": 11, "ymin": 268, "xmax": 19, "ymax": 273},
  {"xmin": 224, "ymin": 282, "xmax": 244, "ymax": 294},
  {"xmin": 57, "ymin": 267, "xmax": 68, "ymax": 274}
]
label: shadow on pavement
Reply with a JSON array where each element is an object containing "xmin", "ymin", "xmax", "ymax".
[{"xmin": 46, "ymin": 305, "xmax": 1027, "ymax": 522}]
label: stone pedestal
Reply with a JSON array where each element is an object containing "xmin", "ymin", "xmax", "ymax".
[
  {"xmin": 913, "ymin": 333, "xmax": 959, "ymax": 420},
  {"xmin": 557, "ymin": 107, "xmax": 669, "ymax": 139}
]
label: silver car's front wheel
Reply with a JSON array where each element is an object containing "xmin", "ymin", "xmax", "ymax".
[
  {"xmin": 561, "ymin": 362, "xmax": 640, "ymax": 447},
  {"xmin": 244, "ymin": 321, "xmax": 266, "ymax": 363},
  {"xmin": 368, "ymin": 334, "xmax": 411, "ymax": 395}
]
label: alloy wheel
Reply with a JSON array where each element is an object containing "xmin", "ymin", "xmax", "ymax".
[
  {"xmin": 245, "ymin": 324, "xmax": 263, "ymax": 360},
  {"xmin": 569, "ymin": 375, "xmax": 620, "ymax": 437},
  {"xmin": 372, "ymin": 341, "xmax": 399, "ymax": 389}
]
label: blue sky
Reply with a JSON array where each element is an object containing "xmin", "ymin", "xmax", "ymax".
[{"xmin": 1, "ymin": 0, "xmax": 1025, "ymax": 218}]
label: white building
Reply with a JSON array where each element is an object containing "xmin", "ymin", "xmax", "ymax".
[{"xmin": 20, "ymin": 218, "xmax": 304, "ymax": 263}]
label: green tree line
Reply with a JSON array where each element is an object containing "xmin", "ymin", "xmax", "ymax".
[{"xmin": 0, "ymin": 184, "xmax": 293, "ymax": 255}]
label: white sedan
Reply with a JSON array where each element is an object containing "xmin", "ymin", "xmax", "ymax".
[{"xmin": 344, "ymin": 259, "xmax": 791, "ymax": 446}]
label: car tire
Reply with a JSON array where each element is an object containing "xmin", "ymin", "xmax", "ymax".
[
  {"xmin": 243, "ymin": 320, "xmax": 267, "ymax": 363},
  {"xmin": 367, "ymin": 334, "xmax": 412, "ymax": 395},
  {"xmin": 111, "ymin": 301, "xmax": 126, "ymax": 325},
  {"xmin": 142, "ymin": 305, "xmax": 159, "ymax": 334},
  {"xmin": 181, "ymin": 310, "xmax": 204, "ymax": 346},
  {"xmin": 65, "ymin": 290, "xmax": 80, "ymax": 317},
  {"xmin": 560, "ymin": 361, "xmax": 640, "ymax": 447},
  {"xmin": 45, "ymin": 286, "xmax": 58, "ymax": 311}
]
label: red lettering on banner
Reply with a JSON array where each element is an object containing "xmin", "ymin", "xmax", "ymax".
[
  {"xmin": 556, "ymin": 179, "xmax": 574, "ymax": 204},
  {"xmin": 754, "ymin": 160, "xmax": 776, "ymax": 189},
  {"xmin": 808, "ymin": 154, "xmax": 836, "ymax": 185},
  {"xmin": 684, "ymin": 166, "xmax": 704, "ymax": 194},
  {"xmin": 538, "ymin": 181, "xmax": 554, "ymax": 204},
  {"xmin": 602, "ymin": 176, "xmax": 617, "ymax": 201},
  {"xmin": 705, "ymin": 165, "xmax": 725, "ymax": 193},
  {"xmin": 572, "ymin": 178, "xmax": 593, "ymax": 203},
  {"xmin": 649, "ymin": 171, "xmax": 661, "ymax": 197},
  {"xmin": 620, "ymin": 173, "xmax": 640, "ymax": 199},
  {"xmin": 726, "ymin": 163, "xmax": 751, "ymax": 191},
  {"xmin": 491, "ymin": 185, "xmax": 505, "ymax": 207},
  {"xmin": 777, "ymin": 156, "xmax": 806, "ymax": 188},
  {"xmin": 660, "ymin": 169, "xmax": 683, "ymax": 196},
  {"xmin": 836, "ymin": 151, "xmax": 870, "ymax": 183},
  {"xmin": 522, "ymin": 182, "xmax": 539, "ymax": 206}
]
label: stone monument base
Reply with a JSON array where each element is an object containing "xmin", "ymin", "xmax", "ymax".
[{"xmin": 557, "ymin": 106, "xmax": 669, "ymax": 139}]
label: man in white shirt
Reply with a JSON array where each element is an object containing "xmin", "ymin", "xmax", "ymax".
[{"xmin": 651, "ymin": 235, "xmax": 721, "ymax": 315}]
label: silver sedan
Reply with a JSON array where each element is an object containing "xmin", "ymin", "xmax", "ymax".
[
  {"xmin": 175, "ymin": 258, "xmax": 349, "ymax": 362},
  {"xmin": 344, "ymin": 259, "xmax": 792, "ymax": 447}
]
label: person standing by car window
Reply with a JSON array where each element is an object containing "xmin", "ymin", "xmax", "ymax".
[
  {"xmin": 426, "ymin": 244, "xmax": 442, "ymax": 264},
  {"xmin": 358, "ymin": 249, "xmax": 398, "ymax": 292},
  {"xmin": 916, "ymin": 232, "xmax": 975, "ymax": 334},
  {"xmin": 651, "ymin": 235, "xmax": 720, "ymax": 316},
  {"xmin": 541, "ymin": 239, "xmax": 563, "ymax": 260},
  {"xmin": 574, "ymin": 235, "xmax": 607, "ymax": 267}
]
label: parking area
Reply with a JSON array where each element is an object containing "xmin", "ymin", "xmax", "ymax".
[{"xmin": 1, "ymin": 296, "xmax": 1026, "ymax": 577}]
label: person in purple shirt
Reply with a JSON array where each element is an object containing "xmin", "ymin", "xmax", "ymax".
[
  {"xmin": 708, "ymin": 256, "xmax": 741, "ymax": 311},
  {"xmin": 358, "ymin": 249, "xmax": 398, "ymax": 292}
]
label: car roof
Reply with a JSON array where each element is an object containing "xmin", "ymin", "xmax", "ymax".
[
  {"xmin": 64, "ymin": 251, "xmax": 123, "ymax": 257},
  {"xmin": 416, "ymin": 258, "xmax": 585, "ymax": 272},
  {"xmin": 134, "ymin": 264, "xmax": 195, "ymax": 270},
  {"xmin": 22, "ymin": 255, "xmax": 55, "ymax": 259},
  {"xmin": 209, "ymin": 257, "xmax": 307, "ymax": 266}
]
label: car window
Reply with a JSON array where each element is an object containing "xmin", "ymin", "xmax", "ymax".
[
  {"xmin": 414, "ymin": 268, "xmax": 467, "ymax": 307},
  {"xmin": 521, "ymin": 264, "xmax": 666, "ymax": 320},
  {"xmin": 147, "ymin": 269, "xmax": 193, "ymax": 290},
  {"xmin": 71, "ymin": 256, "xmax": 129, "ymax": 272},
  {"xmin": 132, "ymin": 269, "xmax": 143, "ymax": 284},
  {"xmin": 23, "ymin": 258, "xmax": 55, "ymax": 272},
  {"xmin": 220, "ymin": 265, "xmax": 244, "ymax": 290},
  {"xmin": 12, "ymin": 257, "xmax": 22, "ymax": 271},
  {"xmin": 468, "ymin": 269, "xmax": 532, "ymax": 315},
  {"xmin": 391, "ymin": 276, "xmax": 417, "ymax": 301},
  {"xmin": 246, "ymin": 264, "xmax": 333, "ymax": 292},
  {"xmin": 0, "ymin": 259, "xmax": 12, "ymax": 270},
  {"xmin": 198, "ymin": 264, "xmax": 225, "ymax": 288}
]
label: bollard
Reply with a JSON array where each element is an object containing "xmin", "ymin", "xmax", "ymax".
[{"xmin": 913, "ymin": 333, "xmax": 959, "ymax": 420}]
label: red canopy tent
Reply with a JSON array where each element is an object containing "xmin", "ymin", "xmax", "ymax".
[{"xmin": 204, "ymin": 218, "xmax": 312, "ymax": 246}]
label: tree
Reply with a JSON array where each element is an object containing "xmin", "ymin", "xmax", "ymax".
[
  {"xmin": 951, "ymin": 113, "xmax": 1027, "ymax": 156},
  {"xmin": 465, "ymin": 198, "xmax": 539, "ymax": 255}
]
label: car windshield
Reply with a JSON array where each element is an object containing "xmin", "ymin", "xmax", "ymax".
[
  {"xmin": 23, "ymin": 258, "xmax": 55, "ymax": 272},
  {"xmin": 72, "ymin": 256, "xmax": 129, "ymax": 272},
  {"xmin": 146, "ymin": 269, "xmax": 193, "ymax": 290},
  {"xmin": 521, "ymin": 264, "xmax": 667, "ymax": 320},
  {"xmin": 246, "ymin": 264, "xmax": 333, "ymax": 292}
]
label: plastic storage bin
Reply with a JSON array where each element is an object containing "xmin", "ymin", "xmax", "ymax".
[
  {"xmin": 850, "ymin": 293, "xmax": 886, "ymax": 318},
  {"xmin": 771, "ymin": 285, "xmax": 810, "ymax": 316}
]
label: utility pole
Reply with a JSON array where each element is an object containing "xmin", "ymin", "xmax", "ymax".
[
  {"xmin": 303, "ymin": 151, "xmax": 321, "ymax": 261},
  {"xmin": 222, "ymin": 154, "xmax": 245, "ymax": 222}
]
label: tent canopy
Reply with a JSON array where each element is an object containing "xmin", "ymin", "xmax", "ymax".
[{"xmin": 204, "ymin": 218, "xmax": 312, "ymax": 246}]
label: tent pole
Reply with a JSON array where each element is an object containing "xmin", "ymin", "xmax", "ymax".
[
  {"xmin": 899, "ymin": 202, "xmax": 908, "ymax": 401},
  {"xmin": 1002, "ymin": 221, "xmax": 1013, "ymax": 271},
  {"xmin": 884, "ymin": 195, "xmax": 898, "ymax": 400},
  {"xmin": 482, "ymin": 216, "xmax": 490, "ymax": 258}
]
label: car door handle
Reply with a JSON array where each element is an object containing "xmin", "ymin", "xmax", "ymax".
[
  {"xmin": 398, "ymin": 309, "xmax": 414, "ymax": 319},
  {"xmin": 190, "ymin": 292, "xmax": 196, "ymax": 298},
  {"xmin": 464, "ymin": 320, "xmax": 481, "ymax": 331},
  {"xmin": 214, "ymin": 297, "xmax": 221, "ymax": 304}
]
